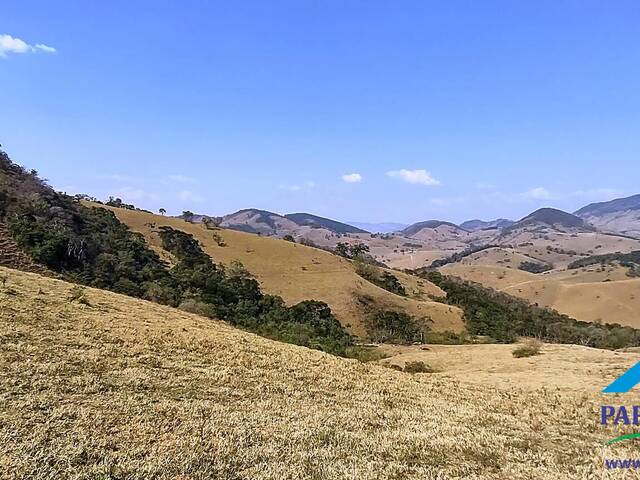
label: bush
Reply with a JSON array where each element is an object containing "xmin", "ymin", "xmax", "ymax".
[
  {"xmin": 403, "ymin": 361, "xmax": 435, "ymax": 374},
  {"xmin": 345, "ymin": 346, "xmax": 390, "ymax": 362},
  {"xmin": 518, "ymin": 261, "xmax": 553, "ymax": 274},
  {"xmin": 512, "ymin": 339, "xmax": 542, "ymax": 358}
]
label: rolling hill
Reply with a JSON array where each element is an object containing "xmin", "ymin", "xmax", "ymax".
[
  {"xmin": 2, "ymin": 265, "xmax": 638, "ymax": 479},
  {"xmin": 102, "ymin": 205, "xmax": 465, "ymax": 336}
]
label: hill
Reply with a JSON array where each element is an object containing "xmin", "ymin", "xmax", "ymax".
[
  {"xmin": 220, "ymin": 208, "xmax": 299, "ymax": 235},
  {"xmin": 1, "ymin": 265, "xmax": 637, "ymax": 478},
  {"xmin": 440, "ymin": 264, "xmax": 640, "ymax": 328},
  {"xmin": 574, "ymin": 193, "xmax": 640, "ymax": 238},
  {"xmin": 401, "ymin": 220, "xmax": 464, "ymax": 237},
  {"xmin": 284, "ymin": 212, "xmax": 368, "ymax": 233},
  {"xmin": 508, "ymin": 208, "xmax": 592, "ymax": 232},
  {"xmin": 459, "ymin": 218, "xmax": 514, "ymax": 231},
  {"xmin": 103, "ymin": 205, "xmax": 465, "ymax": 336},
  {"xmin": 575, "ymin": 193, "xmax": 640, "ymax": 217}
]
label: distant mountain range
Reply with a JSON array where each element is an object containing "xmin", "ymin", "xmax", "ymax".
[
  {"xmin": 348, "ymin": 222, "xmax": 409, "ymax": 233},
  {"xmin": 186, "ymin": 193, "xmax": 640, "ymax": 242}
]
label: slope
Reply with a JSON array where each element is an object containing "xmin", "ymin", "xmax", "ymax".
[
  {"xmin": 1, "ymin": 265, "xmax": 637, "ymax": 479},
  {"xmin": 101, "ymin": 205, "xmax": 464, "ymax": 336}
]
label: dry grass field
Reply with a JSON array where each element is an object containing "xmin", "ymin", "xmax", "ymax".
[
  {"xmin": 2, "ymin": 265, "xmax": 640, "ymax": 479},
  {"xmin": 99, "ymin": 205, "xmax": 464, "ymax": 336}
]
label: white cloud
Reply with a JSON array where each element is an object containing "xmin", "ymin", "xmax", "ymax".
[
  {"xmin": 522, "ymin": 187, "xmax": 551, "ymax": 200},
  {"xmin": 386, "ymin": 169, "xmax": 440, "ymax": 186},
  {"xmin": 475, "ymin": 182, "xmax": 496, "ymax": 190},
  {"xmin": 168, "ymin": 174, "xmax": 196, "ymax": 184},
  {"xmin": 35, "ymin": 43, "xmax": 56, "ymax": 53},
  {"xmin": 342, "ymin": 173, "xmax": 362, "ymax": 183},
  {"xmin": 0, "ymin": 34, "xmax": 56, "ymax": 57},
  {"xmin": 178, "ymin": 190, "xmax": 204, "ymax": 203}
]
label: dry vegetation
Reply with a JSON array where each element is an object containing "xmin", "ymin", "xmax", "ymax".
[
  {"xmin": 2, "ymin": 266, "xmax": 640, "ymax": 479},
  {"xmin": 99, "ymin": 205, "xmax": 464, "ymax": 336}
]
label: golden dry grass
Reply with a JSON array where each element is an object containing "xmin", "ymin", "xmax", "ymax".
[
  {"xmin": 2, "ymin": 266, "xmax": 640, "ymax": 479},
  {"xmin": 97, "ymin": 205, "xmax": 464, "ymax": 336}
]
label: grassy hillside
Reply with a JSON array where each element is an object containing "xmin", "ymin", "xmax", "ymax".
[
  {"xmin": 441, "ymin": 264, "xmax": 640, "ymax": 328},
  {"xmin": 101, "ymin": 205, "xmax": 464, "ymax": 336},
  {"xmin": 2, "ymin": 265, "xmax": 639, "ymax": 479}
]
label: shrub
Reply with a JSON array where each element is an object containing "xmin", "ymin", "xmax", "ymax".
[
  {"xmin": 282, "ymin": 234, "xmax": 295, "ymax": 242},
  {"xmin": 404, "ymin": 361, "xmax": 435, "ymax": 374},
  {"xmin": 345, "ymin": 346, "xmax": 390, "ymax": 362},
  {"xmin": 512, "ymin": 339, "xmax": 542, "ymax": 358}
]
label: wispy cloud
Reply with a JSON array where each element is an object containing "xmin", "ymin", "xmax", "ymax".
[
  {"xmin": 475, "ymin": 182, "xmax": 496, "ymax": 190},
  {"xmin": 342, "ymin": 173, "xmax": 362, "ymax": 183},
  {"xmin": 386, "ymin": 169, "xmax": 440, "ymax": 186},
  {"xmin": 521, "ymin": 187, "xmax": 552, "ymax": 200},
  {"xmin": 178, "ymin": 190, "xmax": 204, "ymax": 203},
  {"xmin": 168, "ymin": 174, "xmax": 196, "ymax": 184},
  {"xmin": 0, "ymin": 34, "xmax": 56, "ymax": 57}
]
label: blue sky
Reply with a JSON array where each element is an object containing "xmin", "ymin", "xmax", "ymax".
[{"xmin": 1, "ymin": 1, "xmax": 639, "ymax": 224}]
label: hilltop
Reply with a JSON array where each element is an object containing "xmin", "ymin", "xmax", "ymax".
[
  {"xmin": 285, "ymin": 212, "xmax": 368, "ymax": 233},
  {"xmin": 506, "ymin": 208, "xmax": 592, "ymax": 232},
  {"xmin": 459, "ymin": 218, "xmax": 514, "ymax": 232},
  {"xmin": 1, "ymin": 265, "xmax": 637, "ymax": 479}
]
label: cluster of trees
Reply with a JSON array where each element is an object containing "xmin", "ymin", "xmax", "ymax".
[
  {"xmin": 354, "ymin": 260, "xmax": 406, "ymax": 296},
  {"xmin": 429, "ymin": 244, "xmax": 500, "ymax": 268},
  {"xmin": 0, "ymin": 149, "xmax": 352, "ymax": 356},
  {"xmin": 518, "ymin": 261, "xmax": 553, "ymax": 274},
  {"xmin": 105, "ymin": 197, "xmax": 136, "ymax": 210},
  {"xmin": 334, "ymin": 242, "xmax": 370, "ymax": 259},
  {"xmin": 365, "ymin": 310, "xmax": 424, "ymax": 343},
  {"xmin": 414, "ymin": 269, "xmax": 640, "ymax": 349}
]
